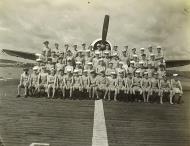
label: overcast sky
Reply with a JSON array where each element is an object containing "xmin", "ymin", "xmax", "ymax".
[{"xmin": 0, "ymin": 0, "xmax": 189, "ymax": 59}]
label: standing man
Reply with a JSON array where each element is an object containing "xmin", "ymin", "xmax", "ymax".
[
  {"xmin": 73, "ymin": 44, "xmax": 78, "ymax": 57},
  {"xmin": 171, "ymin": 74, "xmax": 183, "ymax": 104},
  {"xmin": 42, "ymin": 41, "xmax": 51, "ymax": 62},
  {"xmin": 29, "ymin": 66, "xmax": 39, "ymax": 97},
  {"xmin": 111, "ymin": 45, "xmax": 118, "ymax": 56},
  {"xmin": 132, "ymin": 70, "xmax": 143, "ymax": 99},
  {"xmin": 82, "ymin": 43, "xmax": 86, "ymax": 50},
  {"xmin": 147, "ymin": 45, "xmax": 154, "ymax": 60},
  {"xmin": 54, "ymin": 43, "xmax": 60, "ymax": 55},
  {"xmin": 148, "ymin": 72, "xmax": 160, "ymax": 103},
  {"xmin": 156, "ymin": 46, "xmax": 164, "ymax": 61},
  {"xmin": 17, "ymin": 68, "xmax": 30, "ymax": 98},
  {"xmin": 160, "ymin": 75, "xmax": 172, "ymax": 104},
  {"xmin": 96, "ymin": 71, "xmax": 108, "ymax": 99},
  {"xmin": 107, "ymin": 72, "xmax": 117, "ymax": 101},
  {"xmin": 47, "ymin": 69, "xmax": 56, "ymax": 98}
]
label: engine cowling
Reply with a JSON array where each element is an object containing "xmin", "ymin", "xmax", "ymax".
[{"xmin": 90, "ymin": 38, "xmax": 112, "ymax": 51}]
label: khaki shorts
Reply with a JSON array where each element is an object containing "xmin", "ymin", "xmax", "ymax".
[
  {"xmin": 98, "ymin": 85, "xmax": 107, "ymax": 90},
  {"xmin": 19, "ymin": 82, "xmax": 29, "ymax": 87},
  {"xmin": 150, "ymin": 88, "xmax": 160, "ymax": 95},
  {"xmin": 172, "ymin": 88, "xmax": 182, "ymax": 94},
  {"xmin": 133, "ymin": 86, "xmax": 142, "ymax": 93}
]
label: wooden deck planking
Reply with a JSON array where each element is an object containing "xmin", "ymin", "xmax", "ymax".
[
  {"xmin": 0, "ymin": 85, "xmax": 94, "ymax": 146},
  {"xmin": 104, "ymin": 93, "xmax": 190, "ymax": 146}
]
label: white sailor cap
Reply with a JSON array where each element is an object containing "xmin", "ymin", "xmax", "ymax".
[
  {"xmin": 135, "ymin": 70, "xmax": 141, "ymax": 73},
  {"xmin": 132, "ymin": 47, "xmax": 136, "ymax": 50},
  {"xmin": 97, "ymin": 44, "xmax": 101, "ymax": 47},
  {"xmin": 139, "ymin": 61, "xmax": 144, "ymax": 64},
  {"xmin": 36, "ymin": 58, "xmax": 42, "ymax": 62},
  {"xmin": 87, "ymin": 62, "xmax": 93, "ymax": 65},
  {"xmin": 112, "ymin": 53, "xmax": 118, "ymax": 56},
  {"xmin": 74, "ymin": 69, "xmax": 79, "ymax": 73},
  {"xmin": 104, "ymin": 50, "xmax": 110, "ymax": 54},
  {"xmin": 50, "ymin": 68, "xmax": 55, "ymax": 71},
  {"xmin": 173, "ymin": 73, "xmax": 178, "ymax": 77},
  {"xmin": 148, "ymin": 44, "xmax": 152, "ymax": 48},
  {"xmin": 153, "ymin": 72, "xmax": 158, "ymax": 75},
  {"xmin": 119, "ymin": 70, "xmax": 124, "ymax": 74},
  {"xmin": 111, "ymin": 71, "xmax": 117, "ymax": 75},
  {"xmin": 85, "ymin": 49, "xmax": 90, "ymax": 52},
  {"xmin": 67, "ymin": 57, "xmax": 72, "ymax": 61},
  {"xmin": 83, "ymin": 70, "xmax": 88, "ymax": 73},
  {"xmin": 41, "ymin": 66, "xmax": 46, "ymax": 69},
  {"xmin": 119, "ymin": 61, "xmax": 124, "ymax": 65},
  {"xmin": 76, "ymin": 61, "xmax": 82, "ymax": 64},
  {"xmin": 95, "ymin": 51, "xmax": 100, "ymax": 54},
  {"xmin": 150, "ymin": 54, "xmax": 155, "ymax": 56},
  {"xmin": 33, "ymin": 66, "xmax": 38, "ymax": 70},
  {"xmin": 130, "ymin": 61, "xmax": 135, "ymax": 64},
  {"xmin": 78, "ymin": 49, "xmax": 83, "ymax": 52},
  {"xmin": 66, "ymin": 68, "xmax": 72, "ymax": 72},
  {"xmin": 157, "ymin": 45, "xmax": 162, "ymax": 49},
  {"xmin": 133, "ymin": 54, "xmax": 138, "ymax": 58},
  {"xmin": 144, "ymin": 72, "xmax": 148, "ymax": 74},
  {"xmin": 140, "ymin": 48, "xmax": 145, "ymax": 51},
  {"xmin": 99, "ymin": 58, "xmax": 104, "ymax": 61},
  {"xmin": 108, "ymin": 61, "xmax": 113, "ymax": 64}
]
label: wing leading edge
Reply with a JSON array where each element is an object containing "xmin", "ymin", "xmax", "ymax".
[
  {"xmin": 166, "ymin": 60, "xmax": 190, "ymax": 68},
  {"xmin": 2, "ymin": 49, "xmax": 38, "ymax": 60}
]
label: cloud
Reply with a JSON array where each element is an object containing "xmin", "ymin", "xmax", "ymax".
[{"xmin": 0, "ymin": 0, "xmax": 189, "ymax": 59}]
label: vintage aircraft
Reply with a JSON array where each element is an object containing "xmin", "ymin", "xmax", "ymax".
[{"xmin": 1, "ymin": 15, "xmax": 190, "ymax": 68}]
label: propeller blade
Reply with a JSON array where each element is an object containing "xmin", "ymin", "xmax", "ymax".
[{"xmin": 102, "ymin": 15, "xmax": 109, "ymax": 44}]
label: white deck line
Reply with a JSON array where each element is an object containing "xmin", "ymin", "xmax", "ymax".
[
  {"xmin": 92, "ymin": 99, "xmax": 109, "ymax": 146},
  {"xmin": 29, "ymin": 143, "xmax": 50, "ymax": 146}
]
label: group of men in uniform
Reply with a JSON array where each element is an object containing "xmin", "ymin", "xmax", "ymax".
[{"xmin": 17, "ymin": 41, "xmax": 183, "ymax": 104}]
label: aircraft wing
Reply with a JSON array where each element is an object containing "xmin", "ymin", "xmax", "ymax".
[
  {"xmin": 166, "ymin": 60, "xmax": 190, "ymax": 68},
  {"xmin": 2, "ymin": 49, "xmax": 38, "ymax": 60}
]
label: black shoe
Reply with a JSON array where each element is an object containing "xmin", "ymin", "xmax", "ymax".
[
  {"xmin": 16, "ymin": 95, "xmax": 21, "ymax": 98},
  {"xmin": 24, "ymin": 95, "xmax": 28, "ymax": 98}
]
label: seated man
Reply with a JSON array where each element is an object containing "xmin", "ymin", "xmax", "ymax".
[
  {"xmin": 160, "ymin": 75, "xmax": 172, "ymax": 104},
  {"xmin": 95, "ymin": 58, "xmax": 106, "ymax": 75},
  {"xmin": 141, "ymin": 72, "xmax": 151, "ymax": 102},
  {"xmin": 47, "ymin": 69, "xmax": 56, "ymax": 98},
  {"xmin": 148, "ymin": 72, "xmax": 160, "ymax": 103},
  {"xmin": 17, "ymin": 68, "xmax": 30, "ymax": 98},
  {"xmin": 132, "ymin": 70, "xmax": 143, "ymax": 97},
  {"xmin": 29, "ymin": 66, "xmax": 39, "ymax": 97},
  {"xmin": 37, "ymin": 66, "xmax": 48, "ymax": 96},
  {"xmin": 116, "ymin": 62, "xmax": 126, "ymax": 76},
  {"xmin": 81, "ymin": 70, "xmax": 91, "ymax": 98},
  {"xmin": 96, "ymin": 71, "xmax": 108, "ymax": 99},
  {"xmin": 89, "ymin": 70, "xmax": 98, "ymax": 99},
  {"xmin": 55, "ymin": 69, "xmax": 65, "ymax": 98},
  {"xmin": 72, "ymin": 69, "xmax": 82, "ymax": 99},
  {"xmin": 105, "ymin": 62, "xmax": 116, "ymax": 78},
  {"xmin": 116, "ymin": 71, "xmax": 126, "ymax": 101},
  {"xmin": 63, "ymin": 69, "xmax": 73, "ymax": 99},
  {"xmin": 171, "ymin": 74, "xmax": 183, "ymax": 104},
  {"xmin": 107, "ymin": 72, "xmax": 117, "ymax": 101}
]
